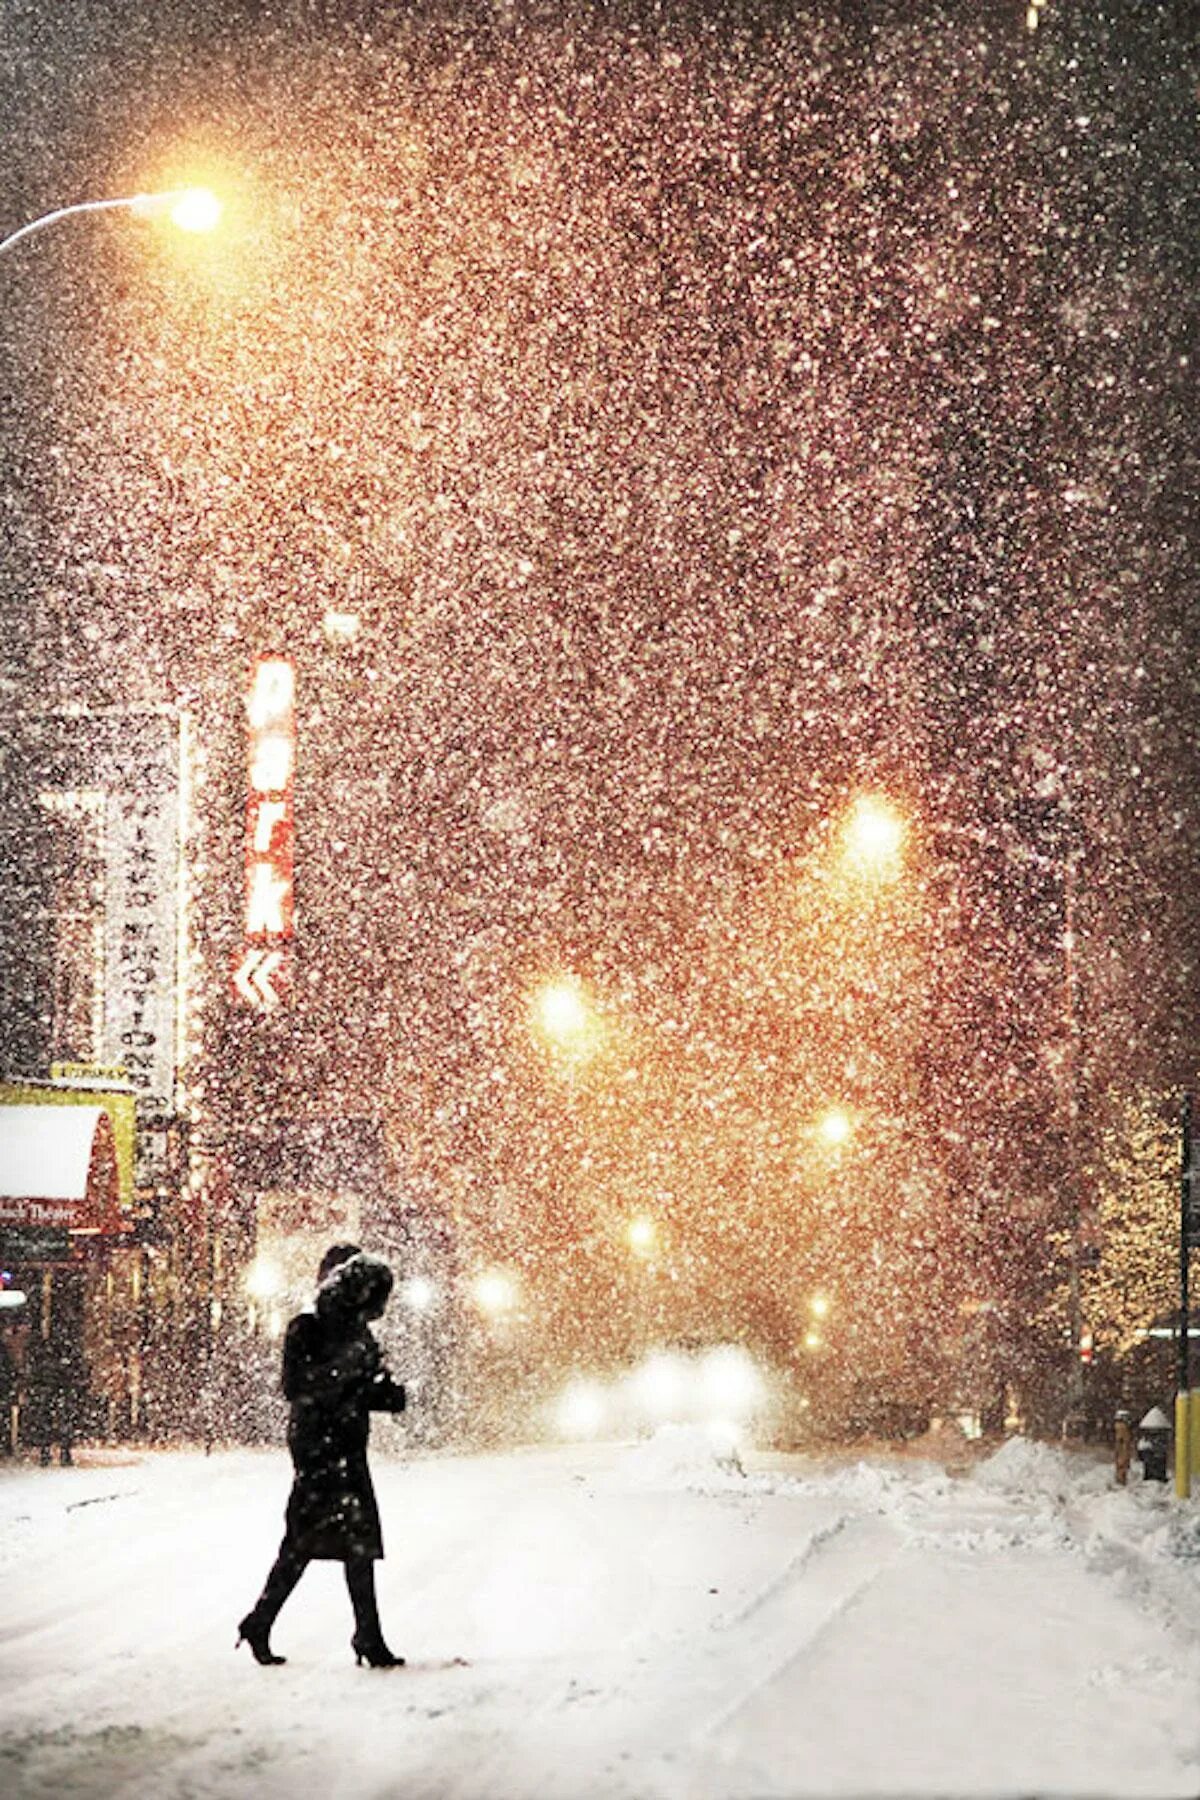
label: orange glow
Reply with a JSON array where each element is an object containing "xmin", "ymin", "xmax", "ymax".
[
  {"xmin": 840, "ymin": 794, "xmax": 906, "ymax": 877},
  {"xmin": 532, "ymin": 977, "xmax": 600, "ymax": 1057},
  {"xmin": 627, "ymin": 1213, "xmax": 657, "ymax": 1255},
  {"xmin": 167, "ymin": 187, "xmax": 223, "ymax": 233},
  {"xmin": 473, "ymin": 1269, "xmax": 517, "ymax": 1315},
  {"xmin": 816, "ymin": 1106, "xmax": 853, "ymax": 1148}
]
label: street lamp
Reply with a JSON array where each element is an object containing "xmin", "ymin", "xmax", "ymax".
[
  {"xmin": 536, "ymin": 980, "xmax": 588, "ymax": 1037},
  {"xmin": 815, "ymin": 1106, "xmax": 853, "ymax": 1150},
  {"xmin": 0, "ymin": 186, "xmax": 222, "ymax": 259},
  {"xmin": 400, "ymin": 1275, "xmax": 437, "ymax": 1313},
  {"xmin": 530, "ymin": 976, "xmax": 602, "ymax": 1062},
  {"xmin": 838, "ymin": 794, "xmax": 907, "ymax": 880},
  {"xmin": 627, "ymin": 1213, "xmax": 657, "ymax": 1258},
  {"xmin": 472, "ymin": 1268, "xmax": 518, "ymax": 1317}
]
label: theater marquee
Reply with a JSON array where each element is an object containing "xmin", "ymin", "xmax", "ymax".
[{"xmin": 0, "ymin": 711, "xmax": 181, "ymax": 1116}]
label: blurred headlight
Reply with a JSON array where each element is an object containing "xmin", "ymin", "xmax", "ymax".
[
  {"xmin": 555, "ymin": 1379, "xmax": 607, "ymax": 1439},
  {"xmin": 698, "ymin": 1345, "xmax": 766, "ymax": 1417},
  {"xmin": 632, "ymin": 1351, "xmax": 689, "ymax": 1420},
  {"xmin": 400, "ymin": 1276, "xmax": 437, "ymax": 1312},
  {"xmin": 245, "ymin": 1257, "xmax": 284, "ymax": 1302}
]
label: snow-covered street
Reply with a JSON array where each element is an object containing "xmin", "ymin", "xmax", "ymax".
[{"xmin": 4, "ymin": 1431, "xmax": 1200, "ymax": 1799}]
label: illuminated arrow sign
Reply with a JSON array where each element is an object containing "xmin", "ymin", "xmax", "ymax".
[
  {"xmin": 236, "ymin": 655, "xmax": 296, "ymax": 1018},
  {"xmin": 233, "ymin": 947, "xmax": 285, "ymax": 1013}
]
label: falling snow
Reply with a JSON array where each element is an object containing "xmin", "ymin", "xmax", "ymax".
[{"xmin": 0, "ymin": 0, "xmax": 1198, "ymax": 1629}]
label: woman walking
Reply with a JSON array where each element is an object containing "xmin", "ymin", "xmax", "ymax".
[{"xmin": 238, "ymin": 1246, "xmax": 408, "ymax": 1668}]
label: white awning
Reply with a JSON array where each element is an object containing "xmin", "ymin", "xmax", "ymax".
[{"xmin": 0, "ymin": 1104, "xmax": 118, "ymax": 1229}]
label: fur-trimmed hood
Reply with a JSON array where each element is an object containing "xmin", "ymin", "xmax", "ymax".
[{"xmin": 315, "ymin": 1251, "xmax": 394, "ymax": 1320}]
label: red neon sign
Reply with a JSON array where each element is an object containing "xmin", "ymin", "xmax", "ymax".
[{"xmin": 233, "ymin": 656, "xmax": 295, "ymax": 1011}]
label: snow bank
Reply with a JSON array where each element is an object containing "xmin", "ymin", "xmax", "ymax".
[
  {"xmin": 1067, "ymin": 1474, "xmax": 1200, "ymax": 1645},
  {"xmin": 975, "ymin": 1434, "xmax": 1080, "ymax": 1498},
  {"xmin": 614, "ymin": 1422, "xmax": 749, "ymax": 1489}
]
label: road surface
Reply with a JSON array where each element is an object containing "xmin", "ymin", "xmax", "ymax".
[{"xmin": 2, "ymin": 1429, "xmax": 1199, "ymax": 1798}]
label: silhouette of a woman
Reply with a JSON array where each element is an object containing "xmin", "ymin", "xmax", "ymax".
[{"xmin": 238, "ymin": 1246, "xmax": 407, "ymax": 1667}]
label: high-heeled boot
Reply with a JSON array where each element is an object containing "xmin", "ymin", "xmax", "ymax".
[
  {"xmin": 237, "ymin": 1544, "xmax": 307, "ymax": 1665},
  {"xmin": 347, "ymin": 1559, "xmax": 405, "ymax": 1668},
  {"xmin": 236, "ymin": 1609, "xmax": 286, "ymax": 1666}
]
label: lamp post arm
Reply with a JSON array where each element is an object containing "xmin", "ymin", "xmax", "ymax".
[{"xmin": 0, "ymin": 193, "xmax": 166, "ymax": 259}]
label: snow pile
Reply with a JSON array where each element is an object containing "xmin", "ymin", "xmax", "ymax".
[
  {"xmin": 1164, "ymin": 1507, "xmax": 1200, "ymax": 1563},
  {"xmin": 805, "ymin": 1457, "xmax": 939, "ymax": 1518},
  {"xmin": 614, "ymin": 1422, "xmax": 749, "ymax": 1489},
  {"xmin": 1068, "ymin": 1477, "xmax": 1200, "ymax": 1644},
  {"xmin": 874, "ymin": 1439, "xmax": 1079, "ymax": 1553},
  {"xmin": 924, "ymin": 1438, "xmax": 1200, "ymax": 1583},
  {"xmin": 975, "ymin": 1435, "xmax": 1080, "ymax": 1499}
]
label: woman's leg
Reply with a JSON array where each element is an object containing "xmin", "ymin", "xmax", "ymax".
[
  {"xmin": 256, "ymin": 1541, "xmax": 309, "ymax": 1620},
  {"xmin": 345, "ymin": 1559, "xmax": 403, "ymax": 1666},
  {"xmin": 238, "ymin": 1541, "xmax": 308, "ymax": 1664}
]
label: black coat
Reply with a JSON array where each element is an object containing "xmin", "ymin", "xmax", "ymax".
[{"xmin": 281, "ymin": 1293, "xmax": 405, "ymax": 1562}]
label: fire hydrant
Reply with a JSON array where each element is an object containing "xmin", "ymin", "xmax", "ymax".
[
  {"xmin": 1137, "ymin": 1406, "xmax": 1171, "ymax": 1483},
  {"xmin": 1114, "ymin": 1409, "xmax": 1133, "ymax": 1485}
]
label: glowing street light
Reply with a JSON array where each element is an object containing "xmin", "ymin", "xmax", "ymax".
[
  {"xmin": 839, "ymin": 794, "xmax": 906, "ymax": 879},
  {"xmin": 245, "ymin": 1257, "xmax": 284, "ymax": 1302},
  {"xmin": 0, "ymin": 185, "xmax": 223, "ymax": 259},
  {"xmin": 164, "ymin": 187, "xmax": 223, "ymax": 233},
  {"xmin": 245, "ymin": 1256, "xmax": 286, "ymax": 1339},
  {"xmin": 816, "ymin": 1106, "xmax": 853, "ymax": 1150},
  {"xmin": 627, "ymin": 1213, "xmax": 657, "ymax": 1257},
  {"xmin": 535, "ymin": 978, "xmax": 588, "ymax": 1039},
  {"xmin": 472, "ymin": 1268, "xmax": 518, "ymax": 1317},
  {"xmin": 531, "ymin": 976, "xmax": 601, "ymax": 1059},
  {"xmin": 400, "ymin": 1275, "xmax": 437, "ymax": 1313}
]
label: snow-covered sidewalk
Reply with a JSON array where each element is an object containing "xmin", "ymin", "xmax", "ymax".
[{"xmin": 3, "ymin": 1430, "xmax": 1200, "ymax": 1798}]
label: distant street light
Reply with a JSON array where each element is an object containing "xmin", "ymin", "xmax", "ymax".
[
  {"xmin": 535, "ymin": 978, "xmax": 588, "ymax": 1038},
  {"xmin": 0, "ymin": 186, "xmax": 223, "ymax": 259},
  {"xmin": 163, "ymin": 188, "xmax": 223, "ymax": 234},
  {"xmin": 245, "ymin": 1256, "xmax": 283, "ymax": 1302},
  {"xmin": 531, "ymin": 976, "xmax": 602, "ymax": 1061},
  {"xmin": 400, "ymin": 1275, "xmax": 437, "ymax": 1313},
  {"xmin": 839, "ymin": 794, "xmax": 906, "ymax": 879},
  {"xmin": 627, "ymin": 1213, "xmax": 657, "ymax": 1257},
  {"xmin": 472, "ymin": 1268, "xmax": 518, "ymax": 1317},
  {"xmin": 815, "ymin": 1106, "xmax": 853, "ymax": 1150}
]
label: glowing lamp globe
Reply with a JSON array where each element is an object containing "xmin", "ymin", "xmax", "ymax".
[
  {"xmin": 842, "ymin": 795, "xmax": 906, "ymax": 875},
  {"xmin": 168, "ymin": 187, "xmax": 222, "ymax": 233}
]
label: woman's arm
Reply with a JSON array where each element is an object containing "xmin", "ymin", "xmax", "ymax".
[
  {"xmin": 365, "ymin": 1337, "xmax": 406, "ymax": 1412},
  {"xmin": 366, "ymin": 1369, "xmax": 407, "ymax": 1413}
]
